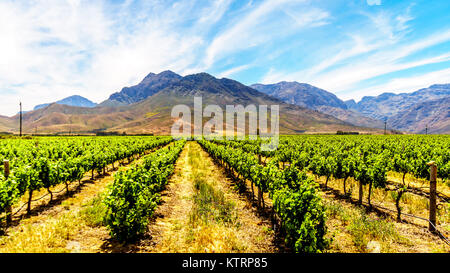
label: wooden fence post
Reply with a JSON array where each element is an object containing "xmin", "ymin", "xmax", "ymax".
[
  {"xmin": 257, "ymin": 187, "xmax": 262, "ymax": 209},
  {"xmin": 4, "ymin": 160, "xmax": 12, "ymax": 225},
  {"xmin": 427, "ymin": 161, "xmax": 437, "ymax": 232}
]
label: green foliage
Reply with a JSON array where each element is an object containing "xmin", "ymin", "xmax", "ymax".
[
  {"xmin": 104, "ymin": 172, "xmax": 159, "ymax": 241},
  {"xmin": 273, "ymin": 187, "xmax": 329, "ymax": 253},
  {"xmin": 199, "ymin": 139, "xmax": 329, "ymax": 253},
  {"xmin": 0, "ymin": 136, "xmax": 173, "ymax": 217},
  {"xmin": 0, "ymin": 174, "xmax": 19, "ymax": 212},
  {"xmin": 199, "ymin": 134, "xmax": 450, "ymax": 252},
  {"xmin": 104, "ymin": 140, "xmax": 185, "ymax": 242}
]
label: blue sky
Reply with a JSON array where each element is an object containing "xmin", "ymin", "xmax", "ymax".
[{"xmin": 1, "ymin": 0, "xmax": 450, "ymax": 116}]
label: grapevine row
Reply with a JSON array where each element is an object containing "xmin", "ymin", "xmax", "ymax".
[
  {"xmin": 0, "ymin": 136, "xmax": 173, "ymax": 219},
  {"xmin": 104, "ymin": 140, "xmax": 186, "ymax": 242},
  {"xmin": 198, "ymin": 139, "xmax": 329, "ymax": 253}
]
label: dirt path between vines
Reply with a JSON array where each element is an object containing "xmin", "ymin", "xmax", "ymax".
[{"xmin": 136, "ymin": 141, "xmax": 278, "ymax": 253}]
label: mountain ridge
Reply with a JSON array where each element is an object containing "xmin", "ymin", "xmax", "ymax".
[
  {"xmin": 11, "ymin": 71, "xmax": 375, "ymax": 135},
  {"xmin": 251, "ymin": 81, "xmax": 385, "ymax": 129},
  {"xmin": 345, "ymin": 84, "xmax": 450, "ymax": 133},
  {"xmin": 6, "ymin": 71, "xmax": 448, "ymax": 135},
  {"xmin": 251, "ymin": 81, "xmax": 348, "ymax": 109},
  {"xmin": 103, "ymin": 70, "xmax": 182, "ymax": 105},
  {"xmin": 347, "ymin": 84, "xmax": 450, "ymax": 119}
]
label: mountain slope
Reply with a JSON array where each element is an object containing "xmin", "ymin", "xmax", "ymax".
[
  {"xmin": 109, "ymin": 73, "xmax": 369, "ymax": 135},
  {"xmin": 34, "ymin": 95, "xmax": 97, "ymax": 110},
  {"xmin": 0, "ymin": 115, "xmax": 15, "ymax": 133},
  {"xmin": 251, "ymin": 82, "xmax": 347, "ymax": 109},
  {"xmin": 103, "ymin": 70, "xmax": 182, "ymax": 105},
  {"xmin": 387, "ymin": 97, "xmax": 450, "ymax": 134},
  {"xmin": 349, "ymin": 84, "xmax": 450, "ymax": 120},
  {"xmin": 316, "ymin": 106, "xmax": 385, "ymax": 129},
  {"xmin": 11, "ymin": 103, "xmax": 132, "ymax": 134},
  {"xmin": 12, "ymin": 72, "xmax": 374, "ymax": 135},
  {"xmin": 344, "ymin": 99, "xmax": 357, "ymax": 110},
  {"xmin": 252, "ymin": 82, "xmax": 384, "ymax": 129}
]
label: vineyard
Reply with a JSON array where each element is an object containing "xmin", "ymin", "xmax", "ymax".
[{"xmin": 0, "ymin": 135, "xmax": 449, "ymax": 253}]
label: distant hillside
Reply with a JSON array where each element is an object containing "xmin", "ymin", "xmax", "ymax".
[
  {"xmin": 252, "ymin": 82, "xmax": 384, "ymax": 129},
  {"xmin": 12, "ymin": 102, "xmax": 131, "ymax": 134},
  {"xmin": 0, "ymin": 115, "xmax": 15, "ymax": 133},
  {"xmin": 344, "ymin": 99, "xmax": 357, "ymax": 109},
  {"xmin": 387, "ymin": 97, "xmax": 450, "ymax": 134},
  {"xmin": 316, "ymin": 106, "xmax": 385, "ymax": 129},
  {"xmin": 347, "ymin": 84, "xmax": 450, "ymax": 120},
  {"xmin": 343, "ymin": 84, "xmax": 450, "ymax": 133},
  {"xmin": 34, "ymin": 95, "xmax": 97, "ymax": 110},
  {"xmin": 251, "ymin": 82, "xmax": 347, "ymax": 109},
  {"xmin": 5, "ymin": 75, "xmax": 447, "ymax": 135}
]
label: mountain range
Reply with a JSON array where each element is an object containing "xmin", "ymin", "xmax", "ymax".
[
  {"xmin": 251, "ymin": 82, "xmax": 385, "ymax": 129},
  {"xmin": 0, "ymin": 71, "xmax": 448, "ymax": 135},
  {"xmin": 252, "ymin": 82, "xmax": 449, "ymax": 134},
  {"xmin": 344, "ymin": 84, "xmax": 450, "ymax": 133}
]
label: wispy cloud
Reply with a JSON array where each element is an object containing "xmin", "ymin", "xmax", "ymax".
[
  {"xmin": 262, "ymin": 5, "xmax": 450, "ymax": 99},
  {"xmin": 217, "ymin": 64, "xmax": 251, "ymax": 78},
  {"xmin": 0, "ymin": 0, "xmax": 449, "ymax": 116},
  {"xmin": 311, "ymin": 29, "xmax": 450, "ymax": 92},
  {"xmin": 0, "ymin": 0, "xmax": 208, "ymax": 115},
  {"xmin": 204, "ymin": 0, "xmax": 329, "ymax": 68},
  {"xmin": 344, "ymin": 67, "xmax": 450, "ymax": 100}
]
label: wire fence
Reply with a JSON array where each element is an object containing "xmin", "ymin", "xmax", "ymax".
[{"xmin": 366, "ymin": 201, "xmax": 450, "ymax": 246}]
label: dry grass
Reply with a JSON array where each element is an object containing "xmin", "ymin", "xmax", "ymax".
[
  {"xmin": 138, "ymin": 142, "xmax": 277, "ymax": 253},
  {"xmin": 0, "ymin": 177, "xmax": 111, "ymax": 253},
  {"xmin": 387, "ymin": 171, "xmax": 450, "ymax": 198},
  {"xmin": 320, "ymin": 187, "xmax": 450, "ymax": 253},
  {"xmin": 317, "ymin": 173, "xmax": 449, "ymax": 236},
  {"xmin": 0, "ymin": 147, "xmax": 157, "ymax": 253},
  {"xmin": 324, "ymin": 200, "xmax": 409, "ymax": 253}
]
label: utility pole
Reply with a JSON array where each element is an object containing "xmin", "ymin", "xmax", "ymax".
[
  {"xmin": 425, "ymin": 125, "xmax": 428, "ymax": 135},
  {"xmin": 19, "ymin": 101, "xmax": 22, "ymax": 137},
  {"xmin": 384, "ymin": 120, "xmax": 387, "ymax": 135}
]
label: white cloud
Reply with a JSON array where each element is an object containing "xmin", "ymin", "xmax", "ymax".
[
  {"xmin": 1, "ymin": 0, "xmax": 448, "ymax": 118},
  {"xmin": 309, "ymin": 28, "xmax": 450, "ymax": 92},
  {"xmin": 315, "ymin": 52, "xmax": 450, "ymax": 92},
  {"xmin": 0, "ymin": 0, "xmax": 113, "ymax": 115},
  {"xmin": 342, "ymin": 67, "xmax": 450, "ymax": 101},
  {"xmin": 197, "ymin": 0, "xmax": 233, "ymax": 26},
  {"xmin": 0, "ymin": 0, "xmax": 209, "ymax": 116},
  {"xmin": 217, "ymin": 64, "xmax": 251, "ymax": 78}
]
